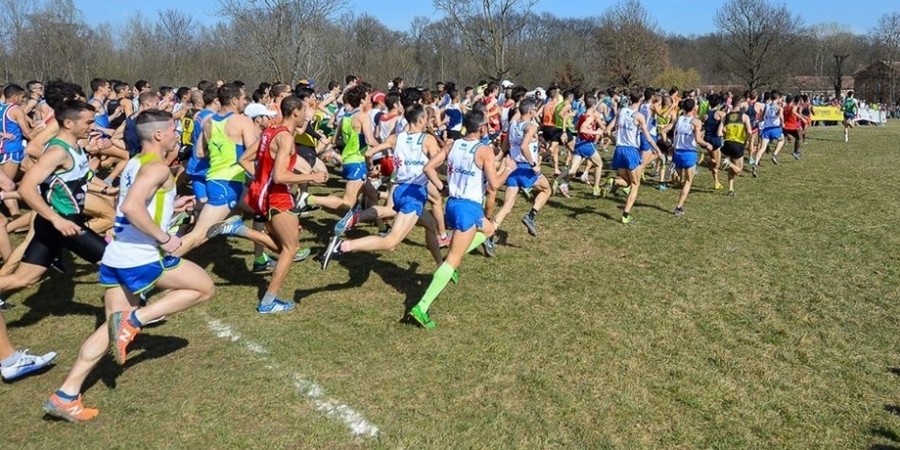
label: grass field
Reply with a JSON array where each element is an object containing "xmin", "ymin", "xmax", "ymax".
[{"xmin": 3, "ymin": 122, "xmax": 900, "ymax": 449}]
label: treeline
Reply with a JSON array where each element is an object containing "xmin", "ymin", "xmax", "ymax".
[{"xmin": 0, "ymin": 0, "xmax": 897, "ymax": 93}]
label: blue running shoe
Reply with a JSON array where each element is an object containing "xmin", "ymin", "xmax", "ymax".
[
  {"xmin": 257, "ymin": 299, "xmax": 295, "ymax": 314},
  {"xmin": 206, "ymin": 216, "xmax": 247, "ymax": 239},
  {"xmin": 333, "ymin": 207, "xmax": 360, "ymax": 236}
]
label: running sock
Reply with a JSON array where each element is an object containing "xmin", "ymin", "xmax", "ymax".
[
  {"xmin": 418, "ymin": 262, "xmax": 455, "ymax": 313},
  {"xmin": 128, "ymin": 310, "xmax": 144, "ymax": 328},
  {"xmin": 527, "ymin": 209, "xmax": 538, "ymax": 220},
  {"xmin": 261, "ymin": 292, "xmax": 277, "ymax": 306},
  {"xmin": 466, "ymin": 232, "xmax": 487, "ymax": 253},
  {"xmin": 1, "ymin": 351, "xmax": 20, "ymax": 368},
  {"xmin": 54, "ymin": 390, "xmax": 79, "ymax": 402}
]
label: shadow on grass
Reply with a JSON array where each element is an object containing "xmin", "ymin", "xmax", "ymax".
[
  {"xmin": 81, "ymin": 333, "xmax": 190, "ymax": 393},
  {"xmin": 871, "ymin": 426, "xmax": 900, "ymax": 443},
  {"xmin": 885, "ymin": 405, "xmax": 900, "ymax": 417},
  {"xmin": 7, "ymin": 259, "xmax": 103, "ymax": 329},
  {"xmin": 546, "ymin": 199, "xmax": 604, "ymax": 220}
]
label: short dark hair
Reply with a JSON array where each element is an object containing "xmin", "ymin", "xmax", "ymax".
[
  {"xmin": 90, "ymin": 78, "xmax": 109, "ymax": 93},
  {"xmin": 328, "ymin": 81, "xmax": 340, "ymax": 90},
  {"xmin": 280, "ymin": 95, "xmax": 304, "ymax": 119},
  {"xmin": 295, "ymin": 87, "xmax": 315, "ymax": 102},
  {"xmin": 135, "ymin": 109, "xmax": 174, "ymax": 141},
  {"xmin": 385, "ymin": 92, "xmax": 401, "ymax": 110},
  {"xmin": 55, "ymin": 99, "xmax": 95, "ymax": 127},
  {"xmin": 682, "ymin": 98, "xmax": 696, "ymax": 112},
  {"xmin": 345, "ymin": 74, "xmax": 357, "ymax": 85},
  {"xmin": 252, "ymin": 89, "xmax": 265, "ymax": 103},
  {"xmin": 404, "ymin": 104, "xmax": 426, "ymax": 125},
  {"xmin": 3, "ymin": 84, "xmax": 25, "ymax": 99},
  {"xmin": 176, "ymin": 87, "xmax": 191, "ymax": 100},
  {"xmin": 463, "ymin": 109, "xmax": 486, "ymax": 133},
  {"xmin": 159, "ymin": 86, "xmax": 173, "ymax": 96},
  {"xmin": 197, "ymin": 80, "xmax": 213, "ymax": 91},
  {"xmin": 113, "ymin": 81, "xmax": 130, "ymax": 94},
  {"xmin": 217, "ymin": 83, "xmax": 243, "ymax": 106},
  {"xmin": 202, "ymin": 86, "xmax": 218, "ymax": 106},
  {"xmin": 135, "ymin": 79, "xmax": 150, "ymax": 91},
  {"xmin": 400, "ymin": 87, "xmax": 422, "ymax": 109},
  {"xmin": 518, "ymin": 98, "xmax": 537, "ymax": 115},
  {"xmin": 343, "ymin": 85, "xmax": 367, "ymax": 108}
]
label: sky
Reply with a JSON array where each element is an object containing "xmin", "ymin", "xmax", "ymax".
[{"xmin": 87, "ymin": 0, "xmax": 892, "ymax": 36}]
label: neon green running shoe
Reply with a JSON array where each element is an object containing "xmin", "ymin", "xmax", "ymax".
[
  {"xmin": 409, "ymin": 305, "xmax": 436, "ymax": 329},
  {"xmin": 621, "ymin": 214, "xmax": 634, "ymax": 224}
]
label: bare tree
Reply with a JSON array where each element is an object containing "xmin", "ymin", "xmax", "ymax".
[
  {"xmin": 218, "ymin": 0, "xmax": 349, "ymax": 83},
  {"xmin": 715, "ymin": 0, "xmax": 807, "ymax": 91},
  {"xmin": 595, "ymin": 0, "xmax": 670, "ymax": 88},
  {"xmin": 432, "ymin": 0, "xmax": 537, "ymax": 81},
  {"xmin": 873, "ymin": 12, "xmax": 900, "ymax": 105}
]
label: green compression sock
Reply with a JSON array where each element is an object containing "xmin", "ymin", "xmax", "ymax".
[
  {"xmin": 417, "ymin": 262, "xmax": 455, "ymax": 313},
  {"xmin": 465, "ymin": 232, "xmax": 487, "ymax": 254}
]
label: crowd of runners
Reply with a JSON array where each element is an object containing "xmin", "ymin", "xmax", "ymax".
[{"xmin": 0, "ymin": 74, "xmax": 863, "ymax": 421}]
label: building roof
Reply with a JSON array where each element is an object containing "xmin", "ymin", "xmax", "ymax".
[
  {"xmin": 853, "ymin": 60, "xmax": 900, "ymax": 76},
  {"xmin": 790, "ymin": 76, "xmax": 854, "ymax": 91}
]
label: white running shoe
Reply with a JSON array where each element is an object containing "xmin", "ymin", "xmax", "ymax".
[{"xmin": 1, "ymin": 350, "xmax": 57, "ymax": 380}]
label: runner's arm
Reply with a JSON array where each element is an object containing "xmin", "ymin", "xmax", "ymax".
[
  {"xmin": 479, "ymin": 145, "xmax": 512, "ymax": 191},
  {"xmin": 238, "ymin": 138, "xmax": 260, "ymax": 177},
  {"xmin": 423, "ymin": 143, "xmax": 448, "ymax": 190},
  {"xmin": 120, "ymin": 161, "xmax": 173, "ymax": 244},
  {"xmin": 11, "ymin": 108, "xmax": 37, "ymax": 141},
  {"xmin": 19, "ymin": 146, "xmax": 72, "ymax": 225},
  {"xmin": 364, "ymin": 134, "xmax": 397, "ymax": 158},
  {"xmin": 693, "ymin": 118, "xmax": 712, "ymax": 150},
  {"xmin": 25, "ymin": 120, "xmax": 59, "ymax": 160},
  {"xmin": 272, "ymin": 132, "xmax": 326, "ymax": 185}
]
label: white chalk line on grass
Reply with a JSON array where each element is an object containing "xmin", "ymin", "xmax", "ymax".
[{"xmin": 205, "ymin": 317, "xmax": 380, "ymax": 438}]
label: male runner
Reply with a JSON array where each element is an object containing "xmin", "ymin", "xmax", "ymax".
[
  {"xmin": 672, "ymin": 99, "xmax": 713, "ymax": 216},
  {"xmin": 407, "ymin": 110, "xmax": 514, "ymax": 329},
  {"xmin": 717, "ymin": 105, "xmax": 752, "ymax": 196},
  {"xmin": 841, "ymin": 90, "xmax": 859, "ymax": 143},
  {"xmin": 208, "ymin": 97, "xmax": 327, "ymax": 313},
  {"xmin": 558, "ymin": 96, "xmax": 605, "ymax": 197},
  {"xmin": 753, "ymin": 90, "xmax": 784, "ymax": 176},
  {"xmin": 43, "ymin": 110, "xmax": 214, "ymax": 422},
  {"xmin": 321, "ymin": 104, "xmax": 444, "ymax": 269}
]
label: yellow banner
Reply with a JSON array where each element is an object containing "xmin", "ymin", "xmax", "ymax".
[{"xmin": 810, "ymin": 106, "xmax": 843, "ymax": 122}]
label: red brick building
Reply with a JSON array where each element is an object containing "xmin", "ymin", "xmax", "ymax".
[{"xmin": 853, "ymin": 61, "xmax": 900, "ymax": 105}]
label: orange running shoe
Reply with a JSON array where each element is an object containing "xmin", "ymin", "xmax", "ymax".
[
  {"xmin": 108, "ymin": 310, "xmax": 141, "ymax": 365},
  {"xmin": 43, "ymin": 393, "xmax": 99, "ymax": 422}
]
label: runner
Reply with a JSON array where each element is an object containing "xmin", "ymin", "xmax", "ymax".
[
  {"xmin": 407, "ymin": 109, "xmax": 514, "ymax": 329},
  {"xmin": 753, "ymin": 90, "xmax": 785, "ymax": 176},
  {"xmin": 557, "ymin": 96, "xmax": 605, "ymax": 197},
  {"xmin": 701, "ymin": 93, "xmax": 726, "ymax": 190},
  {"xmin": 491, "ymin": 98, "xmax": 551, "ymax": 242},
  {"xmin": 672, "ymin": 99, "xmax": 714, "ymax": 216},
  {"xmin": 841, "ymin": 90, "xmax": 859, "ymax": 143},
  {"xmin": 601, "ymin": 91, "xmax": 660, "ymax": 224},
  {"xmin": 43, "ymin": 109, "xmax": 214, "ymax": 422},
  {"xmin": 780, "ymin": 95, "xmax": 802, "ymax": 160},
  {"xmin": 321, "ymin": 104, "xmax": 444, "ymax": 269},
  {"xmin": 717, "ymin": 105, "xmax": 752, "ymax": 196},
  {"xmin": 175, "ymin": 83, "xmax": 255, "ymax": 256},
  {"xmin": 208, "ymin": 97, "xmax": 327, "ymax": 313},
  {"xmin": 0, "ymin": 100, "xmax": 108, "ymax": 304},
  {"xmin": 0, "ymin": 84, "xmax": 39, "ymax": 218}
]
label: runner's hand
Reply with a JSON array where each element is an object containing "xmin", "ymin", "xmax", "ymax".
[
  {"xmin": 159, "ymin": 235, "xmax": 182, "ymax": 254},
  {"xmin": 52, "ymin": 217, "xmax": 83, "ymax": 237},
  {"xmin": 174, "ymin": 195, "xmax": 195, "ymax": 213},
  {"xmin": 0, "ymin": 176, "xmax": 14, "ymax": 192},
  {"xmin": 311, "ymin": 171, "xmax": 328, "ymax": 183}
]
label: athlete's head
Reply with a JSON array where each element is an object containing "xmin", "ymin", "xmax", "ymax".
[
  {"xmin": 176, "ymin": 87, "xmax": 191, "ymax": 103},
  {"xmin": 3, "ymin": 84, "xmax": 26, "ymax": 104},
  {"xmin": 847, "ymin": 90, "xmax": 854, "ymax": 98},
  {"xmin": 385, "ymin": 92, "xmax": 401, "ymax": 112},
  {"xmin": 708, "ymin": 94, "xmax": 721, "ymax": 109},
  {"xmin": 136, "ymin": 109, "xmax": 178, "ymax": 152},
  {"xmin": 770, "ymin": 90, "xmax": 782, "ymax": 101},
  {"xmin": 270, "ymin": 83, "xmax": 291, "ymax": 101},
  {"xmin": 800, "ymin": 94, "xmax": 809, "ymax": 103},
  {"xmin": 295, "ymin": 87, "xmax": 316, "ymax": 106},
  {"xmin": 280, "ymin": 95, "xmax": 305, "ymax": 120},
  {"xmin": 644, "ymin": 88, "xmax": 655, "ymax": 102},
  {"xmin": 584, "ymin": 95, "xmax": 597, "ymax": 109},
  {"xmin": 56, "ymin": 100, "xmax": 96, "ymax": 138},
  {"xmin": 45, "ymin": 80, "xmax": 85, "ymax": 112},
  {"xmin": 511, "ymin": 86, "xmax": 528, "ymax": 103},
  {"xmin": 25, "ymin": 80, "xmax": 43, "ymax": 98},
  {"xmin": 404, "ymin": 104, "xmax": 427, "ymax": 128},
  {"xmin": 785, "ymin": 95, "xmax": 794, "ymax": 105},
  {"xmin": 518, "ymin": 98, "xmax": 537, "ymax": 117},
  {"xmin": 463, "ymin": 109, "xmax": 487, "ymax": 137},
  {"xmin": 400, "ymin": 87, "xmax": 423, "ymax": 109},
  {"xmin": 135, "ymin": 80, "xmax": 151, "ymax": 93},
  {"xmin": 343, "ymin": 85, "xmax": 368, "ymax": 108},
  {"xmin": 681, "ymin": 98, "xmax": 696, "ymax": 113},
  {"xmin": 197, "ymin": 80, "xmax": 213, "ymax": 91},
  {"xmin": 217, "ymin": 83, "xmax": 245, "ymax": 111},
  {"xmin": 113, "ymin": 81, "xmax": 131, "ymax": 99},
  {"xmin": 486, "ymin": 81, "xmax": 499, "ymax": 96},
  {"xmin": 202, "ymin": 86, "xmax": 218, "ymax": 109},
  {"xmin": 90, "ymin": 78, "xmax": 110, "ymax": 96},
  {"xmin": 629, "ymin": 91, "xmax": 642, "ymax": 105}
]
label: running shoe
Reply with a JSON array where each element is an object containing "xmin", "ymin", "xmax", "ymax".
[
  {"xmin": 522, "ymin": 214, "xmax": 538, "ymax": 237},
  {"xmin": 674, "ymin": 207, "xmax": 686, "ymax": 217},
  {"xmin": 438, "ymin": 233, "xmax": 452, "ymax": 248},
  {"xmin": 771, "ymin": 155, "xmax": 778, "ymax": 165},
  {"xmin": 552, "ymin": 178, "xmax": 559, "ymax": 195},
  {"xmin": 257, "ymin": 299, "xmax": 295, "ymax": 314},
  {"xmin": 50, "ymin": 257, "xmax": 66, "ymax": 274},
  {"xmin": 793, "ymin": 151, "xmax": 801, "ymax": 160},
  {"xmin": 108, "ymin": 311, "xmax": 141, "ymax": 365},
  {"xmin": 714, "ymin": 183, "xmax": 724, "ymax": 191},
  {"xmin": 592, "ymin": 187, "xmax": 602, "ymax": 197},
  {"xmin": 727, "ymin": 190, "xmax": 736, "ymax": 197},
  {"xmin": 321, "ymin": 237, "xmax": 343, "ymax": 270},
  {"xmin": 333, "ymin": 207, "xmax": 361, "ymax": 236},
  {"xmin": 721, "ymin": 159, "xmax": 731, "ymax": 171},
  {"xmin": 657, "ymin": 183, "xmax": 668, "ymax": 191},
  {"xmin": 1, "ymin": 350, "xmax": 57, "ymax": 380},
  {"xmin": 167, "ymin": 211, "xmax": 191, "ymax": 234},
  {"xmin": 523, "ymin": 187, "xmax": 533, "ymax": 199},
  {"xmin": 579, "ymin": 172, "xmax": 590, "ymax": 184},
  {"xmin": 483, "ymin": 236, "xmax": 496, "ymax": 257},
  {"xmin": 269, "ymin": 248, "xmax": 312, "ymax": 263},
  {"xmin": 252, "ymin": 256, "xmax": 276, "ymax": 273},
  {"xmin": 43, "ymin": 393, "xmax": 99, "ymax": 422},
  {"xmin": 559, "ymin": 183, "xmax": 570, "ymax": 198},
  {"xmin": 752, "ymin": 165, "xmax": 759, "ymax": 178},
  {"xmin": 379, "ymin": 225, "xmax": 393, "ymax": 238},
  {"xmin": 748, "ymin": 157, "xmax": 756, "ymax": 166},
  {"xmin": 621, "ymin": 214, "xmax": 634, "ymax": 224},
  {"xmin": 621, "ymin": 186, "xmax": 632, "ymax": 196},
  {"xmin": 408, "ymin": 305, "xmax": 435, "ymax": 329},
  {"xmin": 206, "ymin": 215, "xmax": 246, "ymax": 239}
]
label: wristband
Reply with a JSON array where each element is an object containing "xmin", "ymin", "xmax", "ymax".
[{"xmin": 158, "ymin": 234, "xmax": 172, "ymax": 245}]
